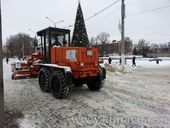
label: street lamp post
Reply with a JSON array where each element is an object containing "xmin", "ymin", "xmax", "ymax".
[
  {"xmin": 0, "ymin": 0, "xmax": 4, "ymax": 127},
  {"xmin": 45, "ymin": 17, "xmax": 64, "ymax": 27},
  {"xmin": 28, "ymin": 29, "xmax": 37, "ymax": 50},
  {"xmin": 28, "ymin": 28, "xmax": 36, "ymax": 35}
]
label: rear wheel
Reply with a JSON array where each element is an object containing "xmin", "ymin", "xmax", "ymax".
[
  {"xmin": 87, "ymin": 67, "xmax": 105, "ymax": 91},
  {"xmin": 50, "ymin": 70, "xmax": 70, "ymax": 99},
  {"xmin": 38, "ymin": 67, "xmax": 51, "ymax": 92}
]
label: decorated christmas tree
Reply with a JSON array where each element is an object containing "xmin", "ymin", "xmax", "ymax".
[{"xmin": 71, "ymin": 1, "xmax": 89, "ymax": 47}]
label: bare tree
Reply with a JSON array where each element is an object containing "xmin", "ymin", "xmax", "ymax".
[
  {"xmin": 138, "ymin": 39, "xmax": 149, "ymax": 48},
  {"xmin": 96, "ymin": 32, "xmax": 110, "ymax": 44},
  {"xmin": 137, "ymin": 39, "xmax": 150, "ymax": 57},
  {"xmin": 96, "ymin": 32, "xmax": 110, "ymax": 56},
  {"xmin": 159, "ymin": 43, "xmax": 169, "ymax": 53},
  {"xmin": 5, "ymin": 33, "xmax": 36, "ymax": 57}
]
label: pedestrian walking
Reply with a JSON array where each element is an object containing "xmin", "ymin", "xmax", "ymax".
[
  {"xmin": 108, "ymin": 57, "xmax": 112, "ymax": 64},
  {"xmin": 119, "ymin": 57, "xmax": 121, "ymax": 65},
  {"xmin": 6, "ymin": 57, "xmax": 9, "ymax": 64},
  {"xmin": 132, "ymin": 56, "xmax": 136, "ymax": 67}
]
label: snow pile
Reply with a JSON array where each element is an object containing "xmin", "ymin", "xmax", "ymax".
[
  {"xmin": 104, "ymin": 63, "xmax": 133, "ymax": 74},
  {"xmin": 104, "ymin": 63, "xmax": 117, "ymax": 72}
]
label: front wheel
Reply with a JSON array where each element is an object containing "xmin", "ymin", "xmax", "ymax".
[{"xmin": 38, "ymin": 67, "xmax": 51, "ymax": 92}]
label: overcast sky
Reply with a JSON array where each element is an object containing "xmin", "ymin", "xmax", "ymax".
[{"xmin": 1, "ymin": 0, "xmax": 170, "ymax": 44}]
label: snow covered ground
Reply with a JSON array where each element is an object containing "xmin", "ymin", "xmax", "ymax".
[{"xmin": 4, "ymin": 58, "xmax": 170, "ymax": 128}]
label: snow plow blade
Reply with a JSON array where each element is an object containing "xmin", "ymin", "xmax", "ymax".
[
  {"xmin": 11, "ymin": 61, "xmax": 39, "ymax": 80},
  {"xmin": 11, "ymin": 69, "xmax": 38, "ymax": 80},
  {"xmin": 11, "ymin": 49, "xmax": 43, "ymax": 80}
]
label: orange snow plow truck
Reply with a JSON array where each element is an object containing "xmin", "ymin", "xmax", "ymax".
[{"xmin": 11, "ymin": 27, "xmax": 106, "ymax": 98}]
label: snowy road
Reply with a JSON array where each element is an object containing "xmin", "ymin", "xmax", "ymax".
[{"xmin": 4, "ymin": 59, "xmax": 170, "ymax": 128}]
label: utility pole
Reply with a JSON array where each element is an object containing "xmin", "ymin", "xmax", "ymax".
[
  {"xmin": 0, "ymin": 0, "xmax": 4, "ymax": 127},
  {"xmin": 22, "ymin": 43, "xmax": 24, "ymax": 58},
  {"xmin": 121, "ymin": 0, "xmax": 125, "ymax": 71}
]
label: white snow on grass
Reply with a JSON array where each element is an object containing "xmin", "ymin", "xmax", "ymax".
[{"xmin": 103, "ymin": 57, "xmax": 170, "ymax": 69}]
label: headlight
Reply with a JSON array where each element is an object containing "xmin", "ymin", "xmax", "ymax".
[{"xmin": 80, "ymin": 62, "xmax": 84, "ymax": 67}]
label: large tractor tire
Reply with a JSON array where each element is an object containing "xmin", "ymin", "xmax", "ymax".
[
  {"xmin": 50, "ymin": 70, "xmax": 70, "ymax": 99},
  {"xmin": 38, "ymin": 67, "xmax": 51, "ymax": 92},
  {"xmin": 87, "ymin": 67, "xmax": 105, "ymax": 91}
]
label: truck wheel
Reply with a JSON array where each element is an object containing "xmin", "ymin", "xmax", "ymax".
[
  {"xmin": 87, "ymin": 68, "xmax": 105, "ymax": 91},
  {"xmin": 50, "ymin": 70, "xmax": 70, "ymax": 99},
  {"xmin": 38, "ymin": 67, "xmax": 51, "ymax": 92},
  {"xmin": 74, "ymin": 79, "xmax": 83, "ymax": 87}
]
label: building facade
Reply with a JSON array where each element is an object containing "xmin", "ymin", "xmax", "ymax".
[{"xmin": 93, "ymin": 41, "xmax": 132, "ymax": 56}]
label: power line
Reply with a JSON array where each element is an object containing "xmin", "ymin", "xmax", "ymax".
[
  {"xmin": 128, "ymin": 4, "xmax": 170, "ymax": 16},
  {"xmin": 63, "ymin": 0, "xmax": 120, "ymax": 28},
  {"xmin": 85, "ymin": 0, "xmax": 120, "ymax": 21},
  {"xmin": 87, "ymin": 8, "xmax": 120, "ymax": 27},
  {"xmin": 88, "ymin": 4, "xmax": 170, "ymax": 30},
  {"xmin": 82, "ymin": 0, "xmax": 145, "ymax": 28}
]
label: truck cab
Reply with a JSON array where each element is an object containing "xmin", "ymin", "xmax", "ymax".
[{"xmin": 37, "ymin": 27, "xmax": 71, "ymax": 63}]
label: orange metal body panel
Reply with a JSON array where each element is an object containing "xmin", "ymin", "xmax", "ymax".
[{"xmin": 51, "ymin": 47, "xmax": 99, "ymax": 79}]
